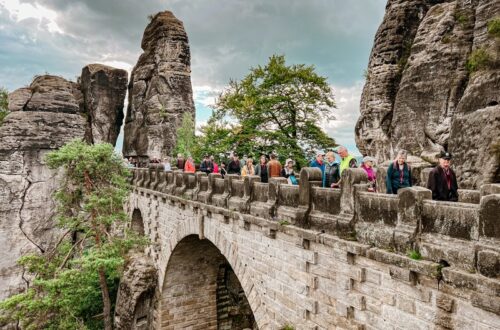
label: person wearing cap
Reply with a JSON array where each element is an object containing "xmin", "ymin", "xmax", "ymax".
[
  {"xmin": 427, "ymin": 151, "xmax": 458, "ymax": 202},
  {"xmin": 267, "ymin": 153, "xmax": 282, "ymax": 178},
  {"xmin": 227, "ymin": 152, "xmax": 241, "ymax": 175},
  {"xmin": 324, "ymin": 151, "xmax": 341, "ymax": 188},
  {"xmin": 386, "ymin": 150, "xmax": 412, "ymax": 194},
  {"xmin": 361, "ymin": 156, "xmax": 377, "ymax": 192},
  {"xmin": 337, "ymin": 146, "xmax": 357, "ymax": 175},
  {"xmin": 200, "ymin": 154, "xmax": 213, "ymax": 174},
  {"xmin": 255, "ymin": 155, "xmax": 269, "ymax": 183},
  {"xmin": 310, "ymin": 150, "xmax": 326, "ymax": 178}
]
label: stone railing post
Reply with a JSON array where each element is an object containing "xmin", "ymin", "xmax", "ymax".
[
  {"xmin": 149, "ymin": 167, "xmax": 160, "ymax": 190},
  {"xmin": 298, "ymin": 167, "xmax": 322, "ymax": 226},
  {"xmin": 376, "ymin": 167, "xmax": 387, "ymax": 194},
  {"xmin": 203, "ymin": 173, "xmax": 221, "ymax": 204},
  {"xmin": 158, "ymin": 170, "xmax": 171, "ymax": 193},
  {"xmin": 242, "ymin": 175, "xmax": 260, "ymax": 213},
  {"xmin": 479, "ymin": 193, "xmax": 500, "ymax": 240},
  {"xmin": 192, "ymin": 172, "xmax": 207, "ymax": 200},
  {"xmin": 267, "ymin": 177, "xmax": 288, "ymax": 219},
  {"xmin": 221, "ymin": 174, "xmax": 239, "ymax": 206},
  {"xmin": 395, "ymin": 186, "xmax": 431, "ymax": 253},
  {"xmin": 340, "ymin": 168, "xmax": 368, "ymax": 215}
]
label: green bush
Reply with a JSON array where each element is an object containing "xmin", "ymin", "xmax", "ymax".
[
  {"xmin": 466, "ymin": 48, "xmax": 491, "ymax": 72},
  {"xmin": 0, "ymin": 87, "xmax": 8, "ymax": 126},
  {"xmin": 487, "ymin": 17, "xmax": 500, "ymax": 38},
  {"xmin": 407, "ymin": 249, "xmax": 422, "ymax": 260}
]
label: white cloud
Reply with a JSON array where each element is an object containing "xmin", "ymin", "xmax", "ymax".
[
  {"xmin": 0, "ymin": 0, "xmax": 63, "ymax": 33},
  {"xmin": 321, "ymin": 82, "xmax": 365, "ymax": 156}
]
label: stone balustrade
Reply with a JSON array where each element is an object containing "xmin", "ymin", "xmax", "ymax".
[{"xmin": 130, "ymin": 166, "xmax": 500, "ymax": 279}]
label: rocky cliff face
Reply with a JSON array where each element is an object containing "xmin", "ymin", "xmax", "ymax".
[
  {"xmin": 0, "ymin": 68, "xmax": 127, "ymax": 300},
  {"xmin": 81, "ymin": 64, "xmax": 128, "ymax": 145},
  {"xmin": 123, "ymin": 11, "xmax": 195, "ymax": 160},
  {"xmin": 356, "ymin": 0, "xmax": 500, "ymax": 188}
]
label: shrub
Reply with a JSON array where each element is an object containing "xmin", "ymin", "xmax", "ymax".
[
  {"xmin": 487, "ymin": 17, "xmax": 500, "ymax": 38},
  {"xmin": 407, "ymin": 249, "xmax": 422, "ymax": 260},
  {"xmin": 466, "ymin": 48, "xmax": 491, "ymax": 73}
]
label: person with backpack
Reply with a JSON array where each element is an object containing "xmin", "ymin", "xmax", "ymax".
[
  {"xmin": 427, "ymin": 151, "xmax": 458, "ymax": 201},
  {"xmin": 386, "ymin": 150, "xmax": 412, "ymax": 194}
]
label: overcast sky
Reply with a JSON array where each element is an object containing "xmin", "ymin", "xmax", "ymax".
[{"xmin": 0, "ymin": 0, "xmax": 387, "ymax": 156}]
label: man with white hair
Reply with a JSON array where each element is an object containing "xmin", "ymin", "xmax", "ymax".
[{"xmin": 337, "ymin": 146, "xmax": 357, "ymax": 175}]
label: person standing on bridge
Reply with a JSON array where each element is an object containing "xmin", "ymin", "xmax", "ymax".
[
  {"xmin": 337, "ymin": 146, "xmax": 357, "ymax": 175},
  {"xmin": 200, "ymin": 154, "xmax": 213, "ymax": 174},
  {"xmin": 176, "ymin": 153, "xmax": 185, "ymax": 171},
  {"xmin": 227, "ymin": 153, "xmax": 241, "ymax": 175},
  {"xmin": 241, "ymin": 158, "xmax": 255, "ymax": 176},
  {"xmin": 427, "ymin": 151, "xmax": 458, "ymax": 202},
  {"xmin": 255, "ymin": 155, "xmax": 269, "ymax": 183},
  {"xmin": 184, "ymin": 156, "xmax": 195, "ymax": 173},
  {"xmin": 324, "ymin": 151, "xmax": 341, "ymax": 188},
  {"xmin": 361, "ymin": 156, "xmax": 377, "ymax": 192},
  {"xmin": 386, "ymin": 150, "xmax": 412, "ymax": 194},
  {"xmin": 310, "ymin": 150, "xmax": 326, "ymax": 178},
  {"xmin": 267, "ymin": 153, "xmax": 282, "ymax": 178},
  {"xmin": 211, "ymin": 155, "xmax": 219, "ymax": 174}
]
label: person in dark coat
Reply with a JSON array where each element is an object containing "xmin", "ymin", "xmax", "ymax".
[
  {"xmin": 427, "ymin": 151, "xmax": 458, "ymax": 202},
  {"xmin": 386, "ymin": 150, "xmax": 412, "ymax": 194},
  {"xmin": 255, "ymin": 155, "xmax": 269, "ymax": 183},
  {"xmin": 227, "ymin": 153, "xmax": 241, "ymax": 175},
  {"xmin": 200, "ymin": 154, "xmax": 213, "ymax": 174}
]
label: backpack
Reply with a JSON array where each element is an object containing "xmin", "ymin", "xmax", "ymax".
[{"xmin": 288, "ymin": 175, "xmax": 298, "ymax": 185}]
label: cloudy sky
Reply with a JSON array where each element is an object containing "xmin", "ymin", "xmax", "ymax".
[{"xmin": 0, "ymin": 0, "xmax": 387, "ymax": 155}]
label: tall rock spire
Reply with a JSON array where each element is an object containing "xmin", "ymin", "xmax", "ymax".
[{"xmin": 123, "ymin": 11, "xmax": 195, "ymax": 160}]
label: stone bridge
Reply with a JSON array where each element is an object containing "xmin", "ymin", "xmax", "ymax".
[{"xmin": 120, "ymin": 167, "xmax": 500, "ymax": 330}]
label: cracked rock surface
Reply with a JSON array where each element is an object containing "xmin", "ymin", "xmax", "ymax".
[
  {"xmin": 123, "ymin": 11, "xmax": 195, "ymax": 160},
  {"xmin": 356, "ymin": 0, "xmax": 500, "ymax": 188},
  {"xmin": 0, "ymin": 70, "xmax": 127, "ymax": 299}
]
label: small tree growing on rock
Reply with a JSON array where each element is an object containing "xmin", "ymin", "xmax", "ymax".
[
  {"xmin": 0, "ymin": 87, "xmax": 8, "ymax": 125},
  {"xmin": 0, "ymin": 140, "xmax": 145, "ymax": 330}
]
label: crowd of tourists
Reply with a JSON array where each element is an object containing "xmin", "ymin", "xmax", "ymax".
[{"xmin": 125, "ymin": 147, "xmax": 459, "ymax": 202}]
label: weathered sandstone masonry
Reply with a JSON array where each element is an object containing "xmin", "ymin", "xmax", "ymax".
[{"xmin": 125, "ymin": 167, "xmax": 500, "ymax": 329}]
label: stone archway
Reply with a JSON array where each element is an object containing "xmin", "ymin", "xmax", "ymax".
[
  {"xmin": 159, "ymin": 235, "xmax": 257, "ymax": 330},
  {"xmin": 131, "ymin": 208, "xmax": 145, "ymax": 235}
]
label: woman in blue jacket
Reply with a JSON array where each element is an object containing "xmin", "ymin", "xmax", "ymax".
[{"xmin": 386, "ymin": 150, "xmax": 412, "ymax": 194}]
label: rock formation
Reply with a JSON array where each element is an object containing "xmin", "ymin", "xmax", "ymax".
[
  {"xmin": 113, "ymin": 253, "xmax": 157, "ymax": 329},
  {"xmin": 80, "ymin": 64, "xmax": 128, "ymax": 145},
  {"xmin": 123, "ymin": 11, "xmax": 195, "ymax": 161},
  {"xmin": 0, "ymin": 68, "xmax": 127, "ymax": 300},
  {"xmin": 356, "ymin": 0, "xmax": 500, "ymax": 188}
]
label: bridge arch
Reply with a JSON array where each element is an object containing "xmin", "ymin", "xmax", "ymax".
[
  {"xmin": 131, "ymin": 208, "xmax": 145, "ymax": 235},
  {"xmin": 158, "ymin": 234, "xmax": 259, "ymax": 329}
]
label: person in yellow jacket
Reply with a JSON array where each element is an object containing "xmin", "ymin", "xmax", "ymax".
[
  {"xmin": 241, "ymin": 158, "xmax": 255, "ymax": 176},
  {"xmin": 337, "ymin": 146, "xmax": 357, "ymax": 174}
]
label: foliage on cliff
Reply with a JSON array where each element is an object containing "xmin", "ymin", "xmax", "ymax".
[
  {"xmin": 0, "ymin": 140, "xmax": 145, "ymax": 330},
  {"xmin": 0, "ymin": 87, "xmax": 8, "ymax": 125},
  {"xmin": 199, "ymin": 55, "xmax": 336, "ymax": 167}
]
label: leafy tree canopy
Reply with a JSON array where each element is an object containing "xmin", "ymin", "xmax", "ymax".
[{"xmin": 206, "ymin": 55, "xmax": 336, "ymax": 167}]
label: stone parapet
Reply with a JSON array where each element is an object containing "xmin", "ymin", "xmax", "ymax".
[{"xmin": 131, "ymin": 168, "xmax": 500, "ymax": 280}]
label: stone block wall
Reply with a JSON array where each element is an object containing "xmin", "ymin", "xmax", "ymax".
[{"xmin": 128, "ymin": 166, "xmax": 500, "ymax": 329}]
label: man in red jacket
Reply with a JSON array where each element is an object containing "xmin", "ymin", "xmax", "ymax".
[{"xmin": 427, "ymin": 151, "xmax": 458, "ymax": 202}]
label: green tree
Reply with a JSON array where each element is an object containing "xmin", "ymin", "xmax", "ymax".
[
  {"xmin": 174, "ymin": 112, "xmax": 196, "ymax": 159},
  {"xmin": 211, "ymin": 55, "xmax": 336, "ymax": 167},
  {"xmin": 0, "ymin": 87, "xmax": 8, "ymax": 125},
  {"xmin": 0, "ymin": 140, "xmax": 144, "ymax": 330}
]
